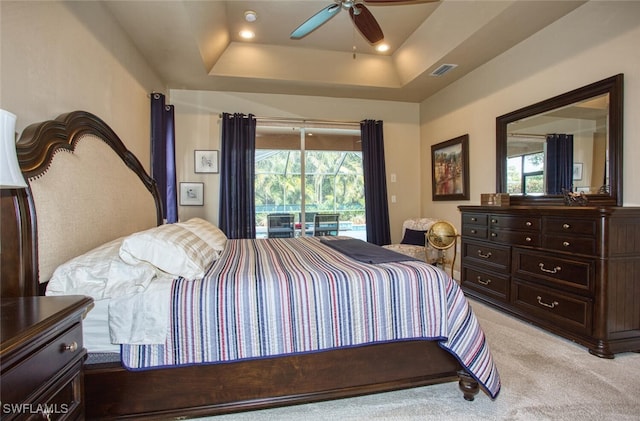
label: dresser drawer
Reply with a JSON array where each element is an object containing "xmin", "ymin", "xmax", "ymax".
[
  {"xmin": 544, "ymin": 217, "xmax": 597, "ymax": 236},
  {"xmin": 462, "ymin": 213, "xmax": 487, "ymax": 226},
  {"xmin": 513, "ymin": 249, "xmax": 593, "ymax": 293},
  {"xmin": 1, "ymin": 323, "xmax": 83, "ymax": 405},
  {"xmin": 489, "ymin": 215, "xmax": 540, "ymax": 231},
  {"xmin": 462, "ymin": 239, "xmax": 510, "ymax": 270},
  {"xmin": 542, "ymin": 234, "xmax": 597, "ymax": 255},
  {"xmin": 512, "ymin": 280, "xmax": 592, "ymax": 335},
  {"xmin": 462, "ymin": 225, "xmax": 487, "ymax": 239},
  {"xmin": 489, "ymin": 229, "xmax": 540, "ymax": 247},
  {"xmin": 462, "ymin": 265, "xmax": 509, "ymax": 300}
]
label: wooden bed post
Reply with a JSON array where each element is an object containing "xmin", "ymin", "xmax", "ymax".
[
  {"xmin": 458, "ymin": 371, "xmax": 480, "ymax": 401},
  {"xmin": 0, "ymin": 188, "xmax": 37, "ymax": 297}
]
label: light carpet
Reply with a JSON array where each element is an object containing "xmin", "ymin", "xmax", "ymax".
[{"xmin": 194, "ymin": 299, "xmax": 640, "ymax": 421}]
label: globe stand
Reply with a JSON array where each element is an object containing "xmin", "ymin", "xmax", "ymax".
[{"xmin": 426, "ymin": 221, "xmax": 458, "ymax": 278}]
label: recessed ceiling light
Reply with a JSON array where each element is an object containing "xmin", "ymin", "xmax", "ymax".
[
  {"xmin": 244, "ymin": 10, "xmax": 257, "ymax": 22},
  {"xmin": 376, "ymin": 43, "xmax": 390, "ymax": 53},
  {"xmin": 239, "ymin": 30, "xmax": 255, "ymax": 40}
]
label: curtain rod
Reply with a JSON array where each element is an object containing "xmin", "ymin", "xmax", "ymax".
[
  {"xmin": 508, "ymin": 133, "xmax": 546, "ymax": 139},
  {"xmin": 218, "ymin": 114, "xmax": 361, "ymax": 127}
]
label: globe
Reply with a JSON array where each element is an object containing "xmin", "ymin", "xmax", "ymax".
[{"xmin": 427, "ymin": 221, "xmax": 457, "ymax": 250}]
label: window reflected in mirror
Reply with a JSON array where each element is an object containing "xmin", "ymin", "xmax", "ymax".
[
  {"xmin": 497, "ymin": 74, "xmax": 622, "ymax": 206},
  {"xmin": 506, "ymin": 93, "xmax": 609, "ymax": 196}
]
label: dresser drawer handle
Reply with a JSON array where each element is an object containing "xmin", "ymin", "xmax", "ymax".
[
  {"xmin": 477, "ymin": 276, "xmax": 491, "ymax": 286},
  {"xmin": 470, "ymin": 229, "xmax": 477, "ymax": 234},
  {"xmin": 562, "ymin": 241, "xmax": 570, "ymax": 247},
  {"xmin": 490, "ymin": 232, "xmax": 497, "ymax": 237},
  {"xmin": 62, "ymin": 341, "xmax": 78, "ymax": 352},
  {"xmin": 525, "ymin": 237, "xmax": 532, "ymax": 242},
  {"xmin": 562, "ymin": 223, "xmax": 571, "ymax": 229},
  {"xmin": 491, "ymin": 219, "xmax": 498, "ymax": 224},
  {"xmin": 539, "ymin": 263, "xmax": 561, "ymax": 274},
  {"xmin": 477, "ymin": 251, "xmax": 492, "ymax": 259},
  {"xmin": 471, "ymin": 217, "xmax": 477, "ymax": 222},
  {"xmin": 525, "ymin": 221, "xmax": 532, "ymax": 227},
  {"xmin": 536, "ymin": 296, "xmax": 559, "ymax": 309}
]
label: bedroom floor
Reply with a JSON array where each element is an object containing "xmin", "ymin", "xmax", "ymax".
[{"xmin": 194, "ymin": 298, "xmax": 640, "ymax": 421}]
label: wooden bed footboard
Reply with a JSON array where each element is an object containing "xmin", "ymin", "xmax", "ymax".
[{"xmin": 84, "ymin": 340, "xmax": 477, "ymax": 420}]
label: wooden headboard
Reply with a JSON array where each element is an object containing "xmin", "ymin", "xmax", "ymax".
[{"xmin": 0, "ymin": 111, "xmax": 162, "ymax": 297}]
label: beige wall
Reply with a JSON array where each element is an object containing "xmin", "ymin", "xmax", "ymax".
[
  {"xmin": 4, "ymin": 0, "xmax": 639, "ymax": 249},
  {"xmin": 0, "ymin": 1, "xmax": 164, "ymax": 170},
  {"xmin": 169, "ymin": 90, "xmax": 421, "ymax": 240},
  {"xmin": 420, "ymin": 0, "xmax": 640, "ymax": 229}
]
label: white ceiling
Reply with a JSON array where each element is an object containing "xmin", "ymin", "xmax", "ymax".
[{"xmin": 102, "ymin": 0, "xmax": 586, "ymax": 103}]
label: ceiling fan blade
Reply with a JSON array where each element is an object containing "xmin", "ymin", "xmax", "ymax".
[
  {"xmin": 290, "ymin": 4, "xmax": 341, "ymax": 40},
  {"xmin": 349, "ymin": 4, "xmax": 384, "ymax": 44},
  {"xmin": 363, "ymin": 0, "xmax": 439, "ymax": 4}
]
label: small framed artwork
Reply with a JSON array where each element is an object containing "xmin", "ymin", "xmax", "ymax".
[
  {"xmin": 194, "ymin": 150, "xmax": 219, "ymax": 173},
  {"xmin": 573, "ymin": 162, "xmax": 583, "ymax": 180},
  {"xmin": 179, "ymin": 182, "xmax": 204, "ymax": 206},
  {"xmin": 431, "ymin": 134, "xmax": 470, "ymax": 201}
]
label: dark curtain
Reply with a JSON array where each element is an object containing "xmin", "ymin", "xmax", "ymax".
[
  {"xmin": 219, "ymin": 112, "xmax": 256, "ymax": 239},
  {"xmin": 150, "ymin": 93, "xmax": 178, "ymax": 223},
  {"xmin": 546, "ymin": 134, "xmax": 574, "ymax": 195},
  {"xmin": 360, "ymin": 119, "xmax": 391, "ymax": 246}
]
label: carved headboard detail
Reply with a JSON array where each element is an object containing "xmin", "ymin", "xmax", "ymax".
[{"xmin": 0, "ymin": 111, "xmax": 162, "ymax": 297}]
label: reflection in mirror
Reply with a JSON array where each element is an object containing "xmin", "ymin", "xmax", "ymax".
[
  {"xmin": 506, "ymin": 93, "xmax": 609, "ymax": 195},
  {"xmin": 496, "ymin": 74, "xmax": 623, "ymax": 206}
]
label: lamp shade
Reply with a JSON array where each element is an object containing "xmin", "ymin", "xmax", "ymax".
[{"xmin": 0, "ymin": 109, "xmax": 27, "ymax": 189}]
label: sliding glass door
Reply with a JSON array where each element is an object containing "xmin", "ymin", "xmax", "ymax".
[{"xmin": 255, "ymin": 124, "xmax": 366, "ymax": 239}]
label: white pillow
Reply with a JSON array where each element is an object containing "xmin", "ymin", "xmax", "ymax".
[
  {"xmin": 119, "ymin": 223, "xmax": 215, "ymax": 279},
  {"xmin": 177, "ymin": 218, "xmax": 227, "ymax": 252},
  {"xmin": 46, "ymin": 238, "xmax": 156, "ymax": 301}
]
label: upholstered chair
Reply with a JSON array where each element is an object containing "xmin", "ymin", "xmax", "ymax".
[{"xmin": 383, "ymin": 218, "xmax": 439, "ymax": 263}]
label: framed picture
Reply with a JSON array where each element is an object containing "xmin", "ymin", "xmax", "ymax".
[
  {"xmin": 573, "ymin": 162, "xmax": 583, "ymax": 180},
  {"xmin": 179, "ymin": 182, "xmax": 204, "ymax": 206},
  {"xmin": 194, "ymin": 150, "xmax": 219, "ymax": 173},
  {"xmin": 431, "ymin": 134, "xmax": 470, "ymax": 201}
]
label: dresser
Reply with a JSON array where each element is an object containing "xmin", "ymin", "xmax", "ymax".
[
  {"xmin": 1, "ymin": 296, "xmax": 93, "ymax": 420},
  {"xmin": 458, "ymin": 205, "xmax": 640, "ymax": 358}
]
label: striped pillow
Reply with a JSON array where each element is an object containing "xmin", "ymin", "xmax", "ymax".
[
  {"xmin": 120, "ymin": 223, "xmax": 214, "ymax": 279},
  {"xmin": 177, "ymin": 218, "xmax": 227, "ymax": 253}
]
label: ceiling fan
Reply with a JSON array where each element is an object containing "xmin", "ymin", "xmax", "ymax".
[{"xmin": 290, "ymin": 0, "xmax": 437, "ymax": 45}]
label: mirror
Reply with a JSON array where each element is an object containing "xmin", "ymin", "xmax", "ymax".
[{"xmin": 496, "ymin": 74, "xmax": 623, "ymax": 206}]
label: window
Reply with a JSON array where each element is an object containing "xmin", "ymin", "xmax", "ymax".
[
  {"xmin": 254, "ymin": 124, "xmax": 366, "ymax": 239},
  {"xmin": 507, "ymin": 152, "xmax": 544, "ymax": 195}
]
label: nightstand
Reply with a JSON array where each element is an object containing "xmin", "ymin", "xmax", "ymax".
[{"xmin": 1, "ymin": 295, "xmax": 93, "ymax": 420}]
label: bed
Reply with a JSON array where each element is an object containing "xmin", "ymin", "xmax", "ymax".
[{"xmin": 0, "ymin": 111, "xmax": 500, "ymax": 420}]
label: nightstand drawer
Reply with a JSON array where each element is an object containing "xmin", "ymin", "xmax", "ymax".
[
  {"xmin": 5, "ymin": 360, "xmax": 84, "ymax": 421},
  {"xmin": 512, "ymin": 280, "xmax": 592, "ymax": 335},
  {"xmin": 1, "ymin": 323, "xmax": 83, "ymax": 405}
]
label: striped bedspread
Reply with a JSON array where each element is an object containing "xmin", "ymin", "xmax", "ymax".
[{"xmin": 121, "ymin": 237, "xmax": 501, "ymax": 398}]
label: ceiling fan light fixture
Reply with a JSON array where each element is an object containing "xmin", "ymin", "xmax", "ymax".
[{"xmin": 239, "ymin": 30, "xmax": 255, "ymax": 40}]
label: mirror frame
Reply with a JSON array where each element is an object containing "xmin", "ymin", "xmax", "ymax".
[{"xmin": 496, "ymin": 74, "xmax": 623, "ymax": 206}]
